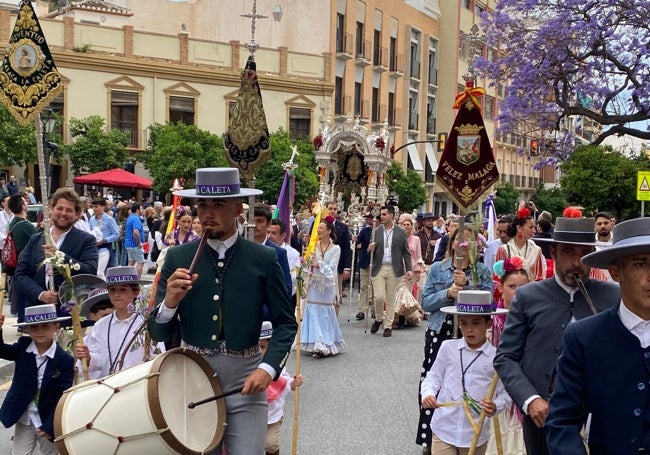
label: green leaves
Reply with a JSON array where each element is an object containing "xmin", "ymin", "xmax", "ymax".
[
  {"xmin": 254, "ymin": 129, "xmax": 319, "ymax": 207},
  {"xmin": 493, "ymin": 182, "xmax": 519, "ymax": 216},
  {"xmin": 142, "ymin": 122, "xmax": 228, "ymax": 195},
  {"xmin": 0, "ymin": 104, "xmax": 37, "ymax": 166},
  {"xmin": 64, "ymin": 116, "xmax": 129, "ymax": 176},
  {"xmin": 560, "ymin": 145, "xmax": 650, "ymax": 220},
  {"xmin": 386, "ymin": 162, "xmax": 427, "ymax": 213}
]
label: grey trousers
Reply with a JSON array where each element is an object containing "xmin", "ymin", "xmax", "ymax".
[{"xmin": 202, "ymin": 352, "xmax": 267, "ymax": 455}]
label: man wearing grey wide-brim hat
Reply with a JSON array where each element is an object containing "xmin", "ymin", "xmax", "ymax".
[
  {"xmin": 148, "ymin": 167, "xmax": 297, "ymax": 455},
  {"xmin": 494, "ymin": 216, "xmax": 620, "ymax": 455},
  {"xmin": 546, "ymin": 217, "xmax": 650, "ymax": 454}
]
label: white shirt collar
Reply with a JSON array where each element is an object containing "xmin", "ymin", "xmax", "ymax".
[
  {"xmin": 456, "ymin": 337, "xmax": 490, "ymax": 353},
  {"xmin": 207, "ymin": 231, "xmax": 238, "ymax": 251},
  {"xmin": 26, "ymin": 339, "xmax": 57, "ymax": 359},
  {"xmin": 554, "ymin": 274, "xmax": 578, "ymax": 296},
  {"xmin": 619, "ymin": 300, "xmax": 650, "ymax": 331}
]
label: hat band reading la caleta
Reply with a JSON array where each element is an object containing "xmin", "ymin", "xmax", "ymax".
[
  {"xmin": 260, "ymin": 328, "xmax": 273, "ymax": 338},
  {"xmin": 107, "ymin": 274, "xmax": 139, "ymax": 283},
  {"xmin": 25, "ymin": 312, "xmax": 58, "ymax": 324},
  {"xmin": 456, "ymin": 303, "xmax": 496, "ymax": 313},
  {"xmin": 196, "ymin": 184, "xmax": 240, "ymax": 196},
  {"xmin": 552, "ymin": 231, "xmax": 595, "ymax": 243}
]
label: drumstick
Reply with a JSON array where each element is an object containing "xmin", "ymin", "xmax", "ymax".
[
  {"xmin": 180, "ymin": 230, "xmax": 209, "ymax": 290},
  {"xmin": 187, "ymin": 386, "xmax": 244, "ymax": 409},
  {"xmin": 573, "ymin": 274, "xmax": 598, "ymax": 315},
  {"xmin": 188, "ymin": 229, "xmax": 209, "ymax": 275}
]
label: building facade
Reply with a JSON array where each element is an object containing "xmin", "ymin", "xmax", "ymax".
[{"xmin": 0, "ymin": 1, "xmax": 332, "ymax": 196}]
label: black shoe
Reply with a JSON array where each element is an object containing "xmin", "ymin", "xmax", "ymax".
[
  {"xmin": 356, "ymin": 311, "xmax": 365, "ymax": 320},
  {"xmin": 422, "ymin": 447, "xmax": 431, "ymax": 455},
  {"xmin": 383, "ymin": 328, "xmax": 392, "ymax": 337},
  {"xmin": 370, "ymin": 320, "xmax": 382, "ymax": 334}
]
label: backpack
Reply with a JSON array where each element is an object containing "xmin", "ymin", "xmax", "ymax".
[
  {"xmin": 1, "ymin": 230, "xmax": 17, "ymax": 269},
  {"xmin": 1, "ymin": 220, "xmax": 28, "ymax": 271}
]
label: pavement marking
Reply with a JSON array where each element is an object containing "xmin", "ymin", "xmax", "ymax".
[{"xmin": 0, "ymin": 380, "xmax": 12, "ymax": 390}]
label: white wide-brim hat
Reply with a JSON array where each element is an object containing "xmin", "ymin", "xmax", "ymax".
[
  {"xmin": 14, "ymin": 304, "xmax": 71, "ymax": 327},
  {"xmin": 440, "ymin": 290, "xmax": 509, "ymax": 316},
  {"xmin": 174, "ymin": 168, "xmax": 262, "ymax": 199},
  {"xmin": 582, "ymin": 218, "xmax": 650, "ymax": 269}
]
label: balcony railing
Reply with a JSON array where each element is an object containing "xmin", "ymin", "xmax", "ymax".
[{"xmin": 336, "ymin": 32, "xmax": 354, "ymax": 60}]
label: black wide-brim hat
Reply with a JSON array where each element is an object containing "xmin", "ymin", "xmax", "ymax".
[
  {"xmin": 533, "ymin": 217, "xmax": 601, "ymax": 246},
  {"xmin": 582, "ymin": 218, "xmax": 650, "ymax": 269},
  {"xmin": 58, "ymin": 274, "xmax": 106, "ymax": 306},
  {"xmin": 174, "ymin": 167, "xmax": 262, "ymax": 199}
]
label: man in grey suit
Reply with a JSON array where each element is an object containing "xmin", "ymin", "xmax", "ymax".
[
  {"xmin": 494, "ymin": 216, "xmax": 620, "ymax": 455},
  {"xmin": 368, "ymin": 205, "xmax": 412, "ymax": 337}
]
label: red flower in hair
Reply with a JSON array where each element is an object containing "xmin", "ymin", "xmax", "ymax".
[
  {"xmin": 562, "ymin": 206, "xmax": 583, "ymax": 218},
  {"xmin": 516, "ymin": 208, "xmax": 531, "ymax": 219},
  {"xmin": 504, "ymin": 256, "xmax": 525, "ymax": 273},
  {"xmin": 313, "ymin": 135, "xmax": 323, "ymax": 149},
  {"xmin": 324, "ymin": 215, "xmax": 336, "ymax": 224}
]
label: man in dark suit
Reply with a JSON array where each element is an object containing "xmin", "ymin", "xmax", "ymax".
[
  {"xmin": 252, "ymin": 203, "xmax": 292, "ymax": 298},
  {"xmin": 326, "ymin": 202, "xmax": 352, "ymax": 304},
  {"xmin": 494, "ymin": 217, "xmax": 619, "ymax": 455},
  {"xmin": 354, "ymin": 212, "xmax": 375, "ymax": 320},
  {"xmin": 149, "ymin": 168, "xmax": 296, "ymax": 455},
  {"xmin": 368, "ymin": 205, "xmax": 412, "ymax": 337},
  {"xmin": 13, "ymin": 188, "xmax": 99, "ymax": 323},
  {"xmin": 546, "ymin": 217, "xmax": 650, "ymax": 454}
]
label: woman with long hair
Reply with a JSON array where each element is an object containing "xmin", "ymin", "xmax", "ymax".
[
  {"xmin": 164, "ymin": 208, "xmax": 198, "ymax": 247},
  {"xmin": 495, "ymin": 208, "xmax": 545, "ymax": 281},
  {"xmin": 415, "ymin": 225, "xmax": 493, "ymax": 454},
  {"xmin": 300, "ymin": 216, "xmax": 345, "ymax": 358}
]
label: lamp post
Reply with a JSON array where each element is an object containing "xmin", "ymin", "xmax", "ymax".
[{"xmin": 41, "ymin": 109, "xmax": 57, "ymax": 195}]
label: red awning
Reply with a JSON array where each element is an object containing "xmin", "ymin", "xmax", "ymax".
[{"xmin": 73, "ymin": 168, "xmax": 152, "ymax": 190}]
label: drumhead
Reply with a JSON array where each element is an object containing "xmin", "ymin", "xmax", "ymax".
[{"xmin": 148, "ymin": 348, "xmax": 226, "ymax": 453}]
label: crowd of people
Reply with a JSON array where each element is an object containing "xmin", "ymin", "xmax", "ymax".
[{"xmin": 2, "ymin": 167, "xmax": 649, "ymax": 455}]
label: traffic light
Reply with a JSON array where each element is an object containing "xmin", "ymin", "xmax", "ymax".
[{"xmin": 529, "ymin": 139, "xmax": 540, "ymax": 156}]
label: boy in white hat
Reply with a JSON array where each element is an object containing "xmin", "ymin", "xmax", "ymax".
[
  {"xmin": 75, "ymin": 266, "xmax": 165, "ymax": 379},
  {"xmin": 421, "ymin": 291, "xmax": 510, "ymax": 454},
  {"xmin": 0, "ymin": 305, "xmax": 74, "ymax": 455},
  {"xmin": 259, "ymin": 321, "xmax": 303, "ymax": 455}
]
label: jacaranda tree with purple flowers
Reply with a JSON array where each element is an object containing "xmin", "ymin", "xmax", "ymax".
[{"xmin": 477, "ymin": 0, "xmax": 650, "ymax": 166}]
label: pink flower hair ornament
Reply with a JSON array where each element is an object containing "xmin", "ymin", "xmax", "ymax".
[{"xmin": 493, "ymin": 255, "xmax": 526, "ymax": 277}]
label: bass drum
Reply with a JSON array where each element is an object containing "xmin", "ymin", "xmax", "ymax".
[{"xmin": 54, "ymin": 348, "xmax": 225, "ymax": 455}]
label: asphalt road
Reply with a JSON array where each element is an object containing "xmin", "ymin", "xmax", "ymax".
[{"xmin": 0, "ymin": 298, "xmax": 428, "ymax": 454}]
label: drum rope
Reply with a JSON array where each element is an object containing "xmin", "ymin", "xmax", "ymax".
[{"xmin": 55, "ymin": 372, "xmax": 161, "ymax": 444}]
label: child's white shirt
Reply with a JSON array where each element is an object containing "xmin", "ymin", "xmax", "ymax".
[
  {"xmin": 421, "ymin": 338, "xmax": 510, "ymax": 447},
  {"xmin": 267, "ymin": 369, "xmax": 293, "ymax": 424}
]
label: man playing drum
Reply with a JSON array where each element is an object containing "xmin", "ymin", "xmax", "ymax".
[{"xmin": 148, "ymin": 167, "xmax": 297, "ymax": 455}]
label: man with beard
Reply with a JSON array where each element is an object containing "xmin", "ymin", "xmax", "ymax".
[
  {"xmin": 494, "ymin": 216, "xmax": 620, "ymax": 455},
  {"xmin": 594, "ymin": 211, "xmax": 614, "ymax": 245},
  {"xmin": 148, "ymin": 167, "xmax": 296, "ymax": 455},
  {"xmin": 13, "ymin": 188, "xmax": 98, "ymax": 323}
]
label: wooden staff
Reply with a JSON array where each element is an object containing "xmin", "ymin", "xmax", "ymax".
[
  {"xmin": 493, "ymin": 413, "xmax": 504, "ymax": 455},
  {"xmin": 291, "ymin": 293, "xmax": 302, "ymax": 455},
  {"xmin": 468, "ymin": 372, "xmax": 499, "ymax": 455}
]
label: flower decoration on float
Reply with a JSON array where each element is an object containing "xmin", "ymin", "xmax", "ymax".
[
  {"xmin": 375, "ymin": 136, "xmax": 385, "ymax": 150},
  {"xmin": 313, "ymin": 134, "xmax": 323, "ymax": 150},
  {"xmin": 493, "ymin": 255, "xmax": 526, "ymax": 278},
  {"xmin": 390, "ymin": 144, "xmax": 396, "ymax": 158}
]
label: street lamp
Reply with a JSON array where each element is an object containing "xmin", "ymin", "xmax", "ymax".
[
  {"xmin": 272, "ymin": 5, "xmax": 283, "ymax": 22},
  {"xmin": 41, "ymin": 109, "xmax": 58, "ymax": 194}
]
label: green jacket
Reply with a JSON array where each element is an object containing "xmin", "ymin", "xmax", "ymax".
[{"xmin": 148, "ymin": 237, "xmax": 297, "ymax": 378}]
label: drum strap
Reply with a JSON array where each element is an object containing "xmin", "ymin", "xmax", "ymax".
[{"xmin": 107, "ymin": 314, "xmax": 140, "ymax": 374}]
